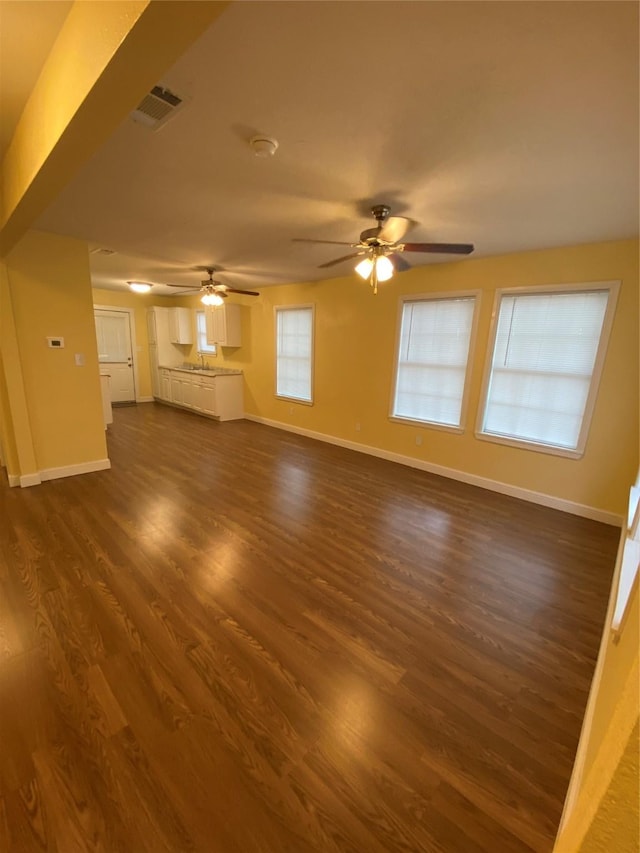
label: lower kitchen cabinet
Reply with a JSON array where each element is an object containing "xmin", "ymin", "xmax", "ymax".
[
  {"xmin": 155, "ymin": 368, "xmax": 243, "ymax": 421},
  {"xmin": 160, "ymin": 369, "xmax": 171, "ymax": 401}
]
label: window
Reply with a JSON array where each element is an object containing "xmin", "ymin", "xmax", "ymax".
[
  {"xmin": 478, "ymin": 283, "xmax": 619, "ymax": 456},
  {"xmin": 196, "ymin": 310, "xmax": 216, "ymax": 355},
  {"xmin": 392, "ymin": 294, "xmax": 478, "ymax": 429},
  {"xmin": 275, "ymin": 306, "xmax": 313, "ymax": 403}
]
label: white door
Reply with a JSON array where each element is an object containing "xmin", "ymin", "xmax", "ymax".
[{"xmin": 95, "ymin": 310, "xmax": 135, "ymax": 403}]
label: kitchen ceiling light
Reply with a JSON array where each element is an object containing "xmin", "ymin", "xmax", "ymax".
[{"xmin": 128, "ymin": 281, "xmax": 152, "ymax": 293}]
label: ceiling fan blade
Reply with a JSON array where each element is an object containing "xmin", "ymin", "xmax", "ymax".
[
  {"xmin": 293, "ymin": 238, "xmax": 354, "ymax": 246},
  {"xmin": 402, "ymin": 242, "xmax": 475, "ymax": 255},
  {"xmin": 167, "ymin": 283, "xmax": 200, "ymax": 288},
  {"xmin": 378, "ymin": 216, "xmax": 412, "ymax": 243},
  {"xmin": 219, "ymin": 287, "xmax": 260, "ymax": 297},
  {"xmin": 389, "ymin": 253, "xmax": 411, "ymax": 272},
  {"xmin": 318, "ymin": 252, "xmax": 365, "ymax": 269}
]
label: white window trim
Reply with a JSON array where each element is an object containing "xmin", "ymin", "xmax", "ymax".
[
  {"xmin": 389, "ymin": 290, "xmax": 481, "ymax": 433},
  {"xmin": 196, "ymin": 310, "xmax": 217, "ymax": 355},
  {"xmin": 274, "ymin": 303, "xmax": 315, "ymax": 406},
  {"xmin": 475, "ymin": 280, "xmax": 620, "ymax": 459}
]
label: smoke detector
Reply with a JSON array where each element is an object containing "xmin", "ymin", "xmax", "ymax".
[{"xmin": 250, "ymin": 135, "xmax": 279, "ymax": 157}]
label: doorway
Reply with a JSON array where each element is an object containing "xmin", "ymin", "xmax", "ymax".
[{"xmin": 94, "ymin": 307, "xmax": 137, "ymax": 404}]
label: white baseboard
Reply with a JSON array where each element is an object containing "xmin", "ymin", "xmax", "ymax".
[
  {"xmin": 7, "ymin": 473, "xmax": 20, "ymax": 487},
  {"xmin": 38, "ymin": 458, "xmax": 111, "ymax": 483},
  {"xmin": 245, "ymin": 415, "xmax": 623, "ymax": 526},
  {"xmin": 19, "ymin": 472, "xmax": 42, "ymax": 487},
  {"xmin": 136, "ymin": 396, "xmax": 154, "ymax": 403}
]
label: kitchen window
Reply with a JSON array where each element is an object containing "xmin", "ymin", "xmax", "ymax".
[
  {"xmin": 477, "ymin": 282, "xmax": 619, "ymax": 457},
  {"xmin": 275, "ymin": 305, "xmax": 314, "ymax": 403},
  {"xmin": 391, "ymin": 293, "xmax": 479, "ymax": 430},
  {"xmin": 196, "ymin": 310, "xmax": 216, "ymax": 355}
]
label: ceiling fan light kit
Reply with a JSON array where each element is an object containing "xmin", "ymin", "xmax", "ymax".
[
  {"xmin": 295, "ymin": 204, "xmax": 474, "ymax": 294},
  {"xmin": 201, "ymin": 291, "xmax": 224, "ymax": 306}
]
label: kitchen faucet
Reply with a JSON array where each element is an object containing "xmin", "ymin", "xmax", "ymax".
[{"xmin": 199, "ymin": 353, "xmax": 206, "ymax": 369}]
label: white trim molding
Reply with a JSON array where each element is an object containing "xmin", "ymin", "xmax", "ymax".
[
  {"xmin": 39, "ymin": 458, "xmax": 111, "ymax": 482},
  {"xmin": 10, "ymin": 458, "xmax": 111, "ymax": 487},
  {"xmin": 245, "ymin": 414, "xmax": 623, "ymax": 526},
  {"xmin": 19, "ymin": 472, "xmax": 42, "ymax": 487}
]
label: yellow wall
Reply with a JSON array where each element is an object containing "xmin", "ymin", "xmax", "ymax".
[
  {"xmin": 582, "ymin": 583, "xmax": 639, "ymax": 775},
  {"xmin": 0, "ymin": 260, "xmax": 39, "ymax": 479},
  {"xmin": 5, "ymin": 230, "xmax": 107, "ymax": 472},
  {"xmin": 211, "ymin": 238, "xmax": 637, "ymax": 518},
  {"xmin": 0, "ymin": 349, "xmax": 19, "ymax": 476},
  {"xmin": 580, "ymin": 720, "xmax": 639, "ymax": 853},
  {"xmin": 554, "ymin": 578, "xmax": 639, "ymax": 852}
]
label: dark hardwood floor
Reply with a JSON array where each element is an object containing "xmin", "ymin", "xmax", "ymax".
[{"xmin": 0, "ymin": 403, "xmax": 619, "ymax": 852}]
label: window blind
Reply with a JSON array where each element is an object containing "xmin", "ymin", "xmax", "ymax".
[
  {"xmin": 276, "ymin": 307, "xmax": 313, "ymax": 402},
  {"xmin": 393, "ymin": 297, "xmax": 476, "ymax": 427},
  {"xmin": 196, "ymin": 311, "xmax": 216, "ymax": 354},
  {"xmin": 481, "ymin": 290, "xmax": 609, "ymax": 449}
]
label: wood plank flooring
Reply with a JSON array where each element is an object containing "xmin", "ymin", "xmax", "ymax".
[{"xmin": 0, "ymin": 403, "xmax": 619, "ymax": 851}]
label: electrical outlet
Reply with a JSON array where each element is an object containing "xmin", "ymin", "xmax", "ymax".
[
  {"xmin": 355, "ymin": 422, "xmax": 361, "ymax": 432},
  {"xmin": 415, "ymin": 434, "xmax": 423, "ymax": 446},
  {"xmin": 289, "ymin": 406, "xmax": 294, "ymax": 415}
]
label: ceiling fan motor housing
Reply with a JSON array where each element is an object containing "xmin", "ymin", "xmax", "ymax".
[{"xmin": 371, "ymin": 204, "xmax": 391, "ymax": 223}]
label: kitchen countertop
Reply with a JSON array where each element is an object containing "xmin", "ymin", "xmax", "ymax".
[{"xmin": 160, "ymin": 365, "xmax": 243, "ymax": 377}]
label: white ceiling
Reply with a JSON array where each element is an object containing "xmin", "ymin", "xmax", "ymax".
[{"xmin": 18, "ymin": 2, "xmax": 640, "ymax": 294}]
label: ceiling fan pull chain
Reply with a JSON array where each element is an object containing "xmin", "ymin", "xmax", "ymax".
[{"xmin": 371, "ymin": 265, "xmax": 378, "ymax": 295}]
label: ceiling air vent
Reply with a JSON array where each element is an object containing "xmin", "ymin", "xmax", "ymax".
[
  {"xmin": 131, "ymin": 85, "xmax": 186, "ymax": 130},
  {"xmin": 90, "ymin": 247, "xmax": 116, "ymax": 256}
]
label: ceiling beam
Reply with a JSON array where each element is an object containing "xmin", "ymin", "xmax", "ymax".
[{"xmin": 0, "ymin": 0, "xmax": 228, "ymax": 256}]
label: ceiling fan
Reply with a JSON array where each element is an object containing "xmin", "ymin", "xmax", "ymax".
[
  {"xmin": 295, "ymin": 204, "xmax": 474, "ymax": 293},
  {"xmin": 166, "ymin": 267, "xmax": 260, "ymax": 305}
]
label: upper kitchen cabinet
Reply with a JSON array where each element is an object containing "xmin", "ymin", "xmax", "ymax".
[
  {"xmin": 206, "ymin": 303, "xmax": 241, "ymax": 347},
  {"xmin": 147, "ymin": 309, "xmax": 157, "ymax": 345},
  {"xmin": 169, "ymin": 307, "xmax": 193, "ymax": 345}
]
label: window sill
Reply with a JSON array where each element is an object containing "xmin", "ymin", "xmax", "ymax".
[
  {"xmin": 389, "ymin": 415, "xmax": 464, "ymax": 435},
  {"xmin": 474, "ymin": 430, "xmax": 584, "ymax": 459},
  {"xmin": 276, "ymin": 395, "xmax": 313, "ymax": 407}
]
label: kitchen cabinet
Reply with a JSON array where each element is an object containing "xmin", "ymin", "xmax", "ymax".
[
  {"xmin": 200, "ymin": 380, "xmax": 217, "ymax": 416},
  {"xmin": 157, "ymin": 368, "xmax": 243, "ymax": 421},
  {"xmin": 169, "ymin": 307, "xmax": 193, "ymax": 345},
  {"xmin": 170, "ymin": 374, "xmax": 185, "ymax": 405},
  {"xmin": 150, "ymin": 355, "xmax": 160, "ymax": 398},
  {"xmin": 147, "ymin": 309, "xmax": 157, "ymax": 345},
  {"xmin": 149, "ymin": 308, "xmax": 187, "ymax": 399},
  {"xmin": 99, "ymin": 374, "xmax": 113, "ymax": 428},
  {"xmin": 205, "ymin": 303, "xmax": 241, "ymax": 347},
  {"xmin": 160, "ymin": 369, "xmax": 171, "ymax": 401}
]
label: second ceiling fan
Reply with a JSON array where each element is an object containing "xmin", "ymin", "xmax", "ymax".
[
  {"xmin": 167, "ymin": 267, "xmax": 260, "ymax": 305},
  {"xmin": 295, "ymin": 204, "xmax": 474, "ymax": 292}
]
